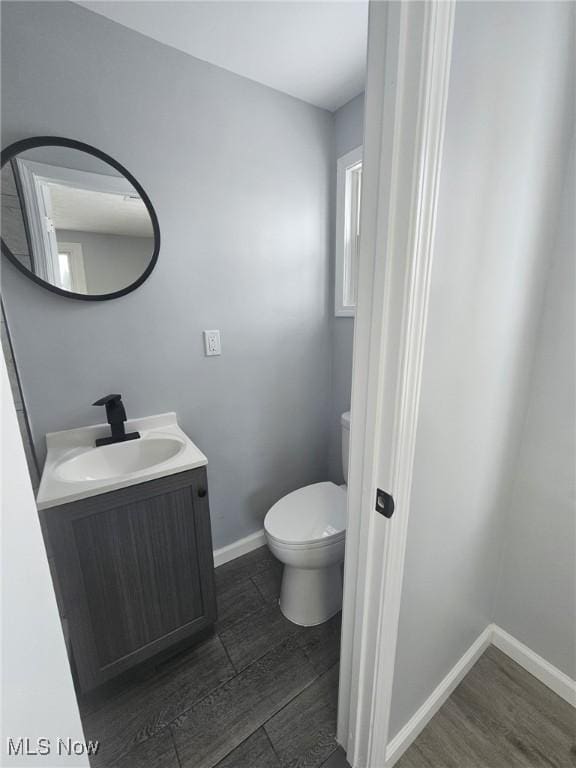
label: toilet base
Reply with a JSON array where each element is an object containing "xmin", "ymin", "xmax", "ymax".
[{"xmin": 279, "ymin": 563, "xmax": 343, "ymax": 627}]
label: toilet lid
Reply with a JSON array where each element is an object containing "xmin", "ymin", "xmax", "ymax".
[{"xmin": 264, "ymin": 482, "xmax": 347, "ymax": 546}]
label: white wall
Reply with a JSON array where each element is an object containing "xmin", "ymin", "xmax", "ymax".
[
  {"xmin": 1, "ymin": 351, "xmax": 88, "ymax": 766},
  {"xmin": 1, "ymin": 1, "xmax": 333, "ymax": 550},
  {"xmin": 494, "ymin": 134, "xmax": 575, "ymax": 679},
  {"xmin": 389, "ymin": 1, "xmax": 574, "ymax": 737}
]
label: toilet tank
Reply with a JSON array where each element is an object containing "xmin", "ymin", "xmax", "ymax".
[{"xmin": 341, "ymin": 411, "xmax": 351, "ymax": 483}]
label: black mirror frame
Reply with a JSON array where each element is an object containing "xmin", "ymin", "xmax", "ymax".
[{"xmin": 0, "ymin": 136, "xmax": 160, "ymax": 301}]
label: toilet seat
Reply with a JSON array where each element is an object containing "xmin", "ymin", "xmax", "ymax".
[{"xmin": 264, "ymin": 481, "xmax": 346, "ymax": 548}]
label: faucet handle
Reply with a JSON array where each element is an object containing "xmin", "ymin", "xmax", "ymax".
[
  {"xmin": 92, "ymin": 394, "xmax": 138, "ymax": 446},
  {"xmin": 92, "ymin": 394, "xmax": 123, "ymax": 407},
  {"xmin": 92, "ymin": 394, "xmax": 127, "ymax": 426}
]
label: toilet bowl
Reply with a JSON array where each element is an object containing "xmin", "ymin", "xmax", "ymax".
[{"xmin": 264, "ymin": 411, "xmax": 350, "ymax": 626}]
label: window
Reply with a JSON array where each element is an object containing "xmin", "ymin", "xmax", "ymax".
[
  {"xmin": 57, "ymin": 251, "xmax": 72, "ymax": 290},
  {"xmin": 57, "ymin": 242, "xmax": 87, "ymax": 293},
  {"xmin": 335, "ymin": 146, "xmax": 363, "ymax": 316}
]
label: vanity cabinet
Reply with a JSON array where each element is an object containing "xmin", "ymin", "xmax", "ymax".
[{"xmin": 40, "ymin": 467, "xmax": 216, "ymax": 692}]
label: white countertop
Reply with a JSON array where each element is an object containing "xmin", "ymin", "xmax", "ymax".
[{"xmin": 37, "ymin": 412, "xmax": 207, "ymax": 510}]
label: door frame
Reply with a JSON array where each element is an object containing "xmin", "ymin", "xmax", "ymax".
[{"xmin": 338, "ymin": 2, "xmax": 455, "ymax": 766}]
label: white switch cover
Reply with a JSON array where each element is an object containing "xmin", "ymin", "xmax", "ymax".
[{"xmin": 203, "ymin": 330, "xmax": 221, "ymax": 356}]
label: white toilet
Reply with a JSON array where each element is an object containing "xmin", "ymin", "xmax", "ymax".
[{"xmin": 264, "ymin": 411, "xmax": 351, "ymax": 626}]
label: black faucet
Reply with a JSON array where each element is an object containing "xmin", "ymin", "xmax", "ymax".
[{"xmin": 92, "ymin": 394, "xmax": 140, "ymax": 447}]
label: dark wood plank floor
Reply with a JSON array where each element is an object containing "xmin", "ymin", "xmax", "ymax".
[
  {"xmin": 79, "ymin": 545, "xmax": 342, "ymax": 768},
  {"xmin": 78, "ymin": 546, "xmax": 574, "ymax": 768},
  {"xmin": 272, "ymin": 646, "xmax": 575, "ymax": 768}
]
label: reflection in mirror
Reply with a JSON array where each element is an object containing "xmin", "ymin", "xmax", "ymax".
[{"xmin": 1, "ymin": 145, "xmax": 156, "ymax": 297}]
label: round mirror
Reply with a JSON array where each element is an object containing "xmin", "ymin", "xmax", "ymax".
[{"xmin": 1, "ymin": 137, "xmax": 159, "ymax": 300}]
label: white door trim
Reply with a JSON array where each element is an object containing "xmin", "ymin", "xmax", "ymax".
[
  {"xmin": 15, "ymin": 157, "xmax": 59, "ymax": 282},
  {"xmin": 338, "ymin": 2, "xmax": 455, "ymax": 765}
]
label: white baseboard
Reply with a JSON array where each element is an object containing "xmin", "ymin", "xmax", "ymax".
[
  {"xmin": 385, "ymin": 623, "xmax": 576, "ymax": 767},
  {"xmin": 491, "ymin": 624, "xmax": 576, "ymax": 708},
  {"xmin": 213, "ymin": 529, "xmax": 266, "ymax": 568},
  {"xmin": 385, "ymin": 625, "xmax": 493, "ymax": 767}
]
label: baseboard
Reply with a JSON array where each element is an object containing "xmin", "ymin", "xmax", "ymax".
[
  {"xmin": 385, "ymin": 623, "xmax": 576, "ymax": 767},
  {"xmin": 491, "ymin": 624, "xmax": 576, "ymax": 708},
  {"xmin": 385, "ymin": 625, "xmax": 493, "ymax": 767},
  {"xmin": 213, "ymin": 529, "xmax": 266, "ymax": 568}
]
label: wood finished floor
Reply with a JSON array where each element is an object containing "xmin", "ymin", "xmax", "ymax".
[
  {"xmin": 324, "ymin": 646, "xmax": 575, "ymax": 768},
  {"xmin": 78, "ymin": 547, "xmax": 574, "ymax": 768},
  {"xmin": 396, "ymin": 645, "xmax": 575, "ymax": 768},
  {"xmin": 79, "ymin": 546, "xmax": 342, "ymax": 768}
]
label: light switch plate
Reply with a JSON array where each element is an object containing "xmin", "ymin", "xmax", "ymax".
[{"xmin": 203, "ymin": 330, "xmax": 221, "ymax": 356}]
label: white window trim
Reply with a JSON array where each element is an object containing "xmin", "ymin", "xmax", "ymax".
[
  {"xmin": 57, "ymin": 242, "xmax": 87, "ymax": 294},
  {"xmin": 335, "ymin": 145, "xmax": 363, "ymax": 317}
]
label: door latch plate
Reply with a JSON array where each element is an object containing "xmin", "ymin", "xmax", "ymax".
[{"xmin": 376, "ymin": 488, "xmax": 395, "ymax": 518}]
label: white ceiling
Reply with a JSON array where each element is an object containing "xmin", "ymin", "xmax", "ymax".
[
  {"xmin": 50, "ymin": 185, "xmax": 154, "ymax": 238},
  {"xmin": 76, "ymin": 1, "xmax": 368, "ymax": 112}
]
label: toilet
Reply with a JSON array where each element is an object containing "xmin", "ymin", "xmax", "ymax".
[{"xmin": 264, "ymin": 411, "xmax": 351, "ymax": 626}]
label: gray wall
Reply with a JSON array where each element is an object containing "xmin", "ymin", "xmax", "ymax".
[
  {"xmin": 389, "ymin": 1, "xmax": 574, "ymax": 737},
  {"xmin": 494, "ymin": 134, "xmax": 575, "ymax": 679},
  {"xmin": 329, "ymin": 92, "xmax": 364, "ymax": 481},
  {"xmin": 57, "ymin": 229, "xmax": 154, "ymax": 294},
  {"xmin": 1, "ymin": 1, "xmax": 333, "ymax": 549}
]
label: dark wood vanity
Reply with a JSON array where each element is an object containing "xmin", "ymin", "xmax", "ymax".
[{"xmin": 40, "ymin": 467, "xmax": 216, "ymax": 692}]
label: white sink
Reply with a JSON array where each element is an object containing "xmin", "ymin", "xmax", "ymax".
[
  {"xmin": 55, "ymin": 435, "xmax": 185, "ymax": 483},
  {"xmin": 37, "ymin": 413, "xmax": 208, "ymax": 510}
]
